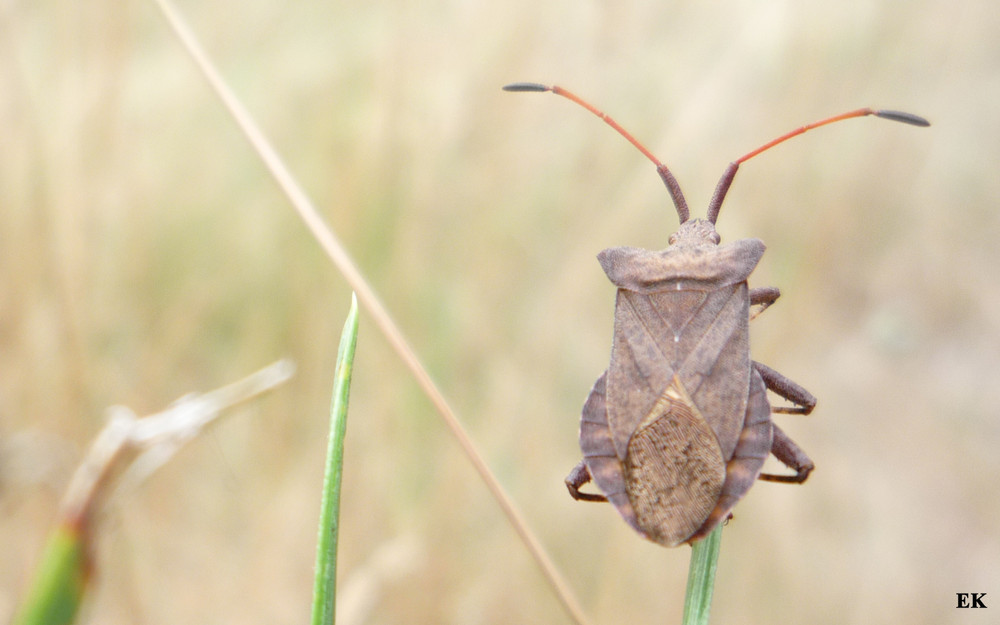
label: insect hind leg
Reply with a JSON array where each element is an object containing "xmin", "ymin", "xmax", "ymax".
[
  {"xmin": 759, "ymin": 424, "xmax": 814, "ymax": 483},
  {"xmin": 687, "ymin": 368, "xmax": 772, "ymax": 543},
  {"xmin": 565, "ymin": 461, "xmax": 606, "ymax": 501},
  {"xmin": 572, "ymin": 372, "xmax": 644, "ymax": 534}
]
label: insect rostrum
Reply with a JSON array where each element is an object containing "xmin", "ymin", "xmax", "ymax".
[{"xmin": 504, "ymin": 82, "xmax": 929, "ymax": 547}]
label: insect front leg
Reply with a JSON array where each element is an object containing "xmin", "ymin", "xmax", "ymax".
[
  {"xmin": 749, "ymin": 286, "xmax": 781, "ymax": 320},
  {"xmin": 753, "ymin": 361, "xmax": 817, "ymax": 415},
  {"xmin": 760, "ymin": 424, "xmax": 815, "ymax": 483}
]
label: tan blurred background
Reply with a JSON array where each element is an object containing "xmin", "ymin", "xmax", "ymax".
[{"xmin": 1, "ymin": 0, "xmax": 996, "ymax": 623}]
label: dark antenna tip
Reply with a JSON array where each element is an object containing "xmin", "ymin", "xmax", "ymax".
[
  {"xmin": 875, "ymin": 110, "xmax": 931, "ymax": 127},
  {"xmin": 502, "ymin": 82, "xmax": 551, "ymax": 93}
]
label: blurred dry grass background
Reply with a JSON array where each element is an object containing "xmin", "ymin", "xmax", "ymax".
[{"xmin": 1, "ymin": 0, "xmax": 997, "ymax": 623}]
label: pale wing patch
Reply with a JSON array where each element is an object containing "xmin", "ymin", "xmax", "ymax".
[{"xmin": 624, "ymin": 377, "xmax": 725, "ymax": 546}]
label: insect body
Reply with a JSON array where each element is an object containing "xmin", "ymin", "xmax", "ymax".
[{"xmin": 504, "ymin": 82, "xmax": 928, "ymax": 546}]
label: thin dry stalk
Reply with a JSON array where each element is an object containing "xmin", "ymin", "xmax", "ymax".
[
  {"xmin": 148, "ymin": 1, "xmax": 591, "ymax": 623},
  {"xmin": 63, "ymin": 360, "xmax": 295, "ymax": 528}
]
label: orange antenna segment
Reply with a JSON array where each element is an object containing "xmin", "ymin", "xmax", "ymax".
[
  {"xmin": 504, "ymin": 82, "xmax": 929, "ymax": 226},
  {"xmin": 706, "ymin": 107, "xmax": 929, "ymax": 224},
  {"xmin": 503, "ymin": 82, "xmax": 690, "ymax": 224}
]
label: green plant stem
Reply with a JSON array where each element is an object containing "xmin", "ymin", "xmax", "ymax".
[
  {"xmin": 681, "ymin": 524, "xmax": 723, "ymax": 625},
  {"xmin": 311, "ymin": 294, "xmax": 359, "ymax": 625},
  {"xmin": 11, "ymin": 524, "xmax": 89, "ymax": 625}
]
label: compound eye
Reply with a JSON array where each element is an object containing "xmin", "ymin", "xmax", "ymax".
[
  {"xmin": 668, "ymin": 233, "xmax": 678, "ymax": 245},
  {"xmin": 711, "ymin": 231, "xmax": 721, "ymax": 244}
]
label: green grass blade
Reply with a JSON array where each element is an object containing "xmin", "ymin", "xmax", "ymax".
[
  {"xmin": 12, "ymin": 524, "xmax": 89, "ymax": 625},
  {"xmin": 681, "ymin": 524, "xmax": 723, "ymax": 625},
  {"xmin": 311, "ymin": 293, "xmax": 360, "ymax": 625}
]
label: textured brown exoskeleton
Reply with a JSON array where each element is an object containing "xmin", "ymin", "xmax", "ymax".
[{"xmin": 504, "ymin": 82, "xmax": 929, "ymax": 547}]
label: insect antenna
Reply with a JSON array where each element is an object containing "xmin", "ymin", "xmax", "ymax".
[
  {"xmin": 706, "ymin": 107, "xmax": 930, "ymax": 224},
  {"xmin": 503, "ymin": 82, "xmax": 691, "ymax": 224}
]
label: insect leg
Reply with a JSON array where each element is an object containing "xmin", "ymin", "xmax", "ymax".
[
  {"xmin": 759, "ymin": 424, "xmax": 815, "ymax": 483},
  {"xmin": 749, "ymin": 286, "xmax": 781, "ymax": 320},
  {"xmin": 565, "ymin": 461, "xmax": 606, "ymax": 502},
  {"xmin": 572, "ymin": 373, "xmax": 644, "ymax": 533},
  {"xmin": 753, "ymin": 361, "xmax": 817, "ymax": 415}
]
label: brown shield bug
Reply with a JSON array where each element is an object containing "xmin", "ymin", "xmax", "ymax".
[{"xmin": 503, "ymin": 82, "xmax": 929, "ymax": 547}]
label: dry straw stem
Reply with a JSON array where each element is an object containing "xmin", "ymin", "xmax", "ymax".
[
  {"xmin": 64, "ymin": 360, "xmax": 295, "ymax": 531},
  {"xmin": 148, "ymin": 0, "xmax": 591, "ymax": 623},
  {"xmin": 14, "ymin": 360, "xmax": 294, "ymax": 625}
]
